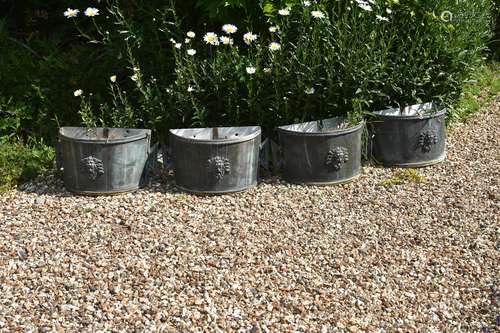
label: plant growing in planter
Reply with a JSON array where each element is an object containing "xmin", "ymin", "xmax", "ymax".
[
  {"xmin": 164, "ymin": 24, "xmax": 266, "ymax": 193},
  {"xmin": 368, "ymin": 102, "xmax": 446, "ymax": 167},
  {"xmin": 58, "ymin": 82, "xmax": 157, "ymax": 195},
  {"xmin": 262, "ymin": 5, "xmax": 371, "ymax": 184}
]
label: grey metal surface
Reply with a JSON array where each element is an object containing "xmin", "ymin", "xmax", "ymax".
[
  {"xmin": 277, "ymin": 118, "xmax": 364, "ymax": 185},
  {"xmin": 59, "ymin": 127, "xmax": 154, "ymax": 195},
  {"xmin": 369, "ymin": 102, "xmax": 446, "ymax": 167},
  {"xmin": 170, "ymin": 126, "xmax": 261, "ymax": 194}
]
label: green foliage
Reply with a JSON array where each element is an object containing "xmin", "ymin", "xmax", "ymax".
[
  {"xmin": 379, "ymin": 169, "xmax": 428, "ymax": 187},
  {"xmin": 0, "ymin": 0, "xmax": 496, "ymax": 144},
  {"xmin": 0, "ymin": 139, "xmax": 55, "ymax": 191},
  {"xmin": 447, "ymin": 61, "xmax": 500, "ymax": 124}
]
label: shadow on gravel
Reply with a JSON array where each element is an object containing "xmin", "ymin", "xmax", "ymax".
[
  {"xmin": 16, "ymin": 167, "xmax": 287, "ymax": 198},
  {"xmin": 16, "ymin": 171, "xmax": 178, "ymax": 197},
  {"xmin": 17, "ymin": 159, "xmax": 385, "ymax": 198}
]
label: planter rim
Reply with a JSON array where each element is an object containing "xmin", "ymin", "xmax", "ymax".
[
  {"xmin": 59, "ymin": 127, "xmax": 151, "ymax": 144},
  {"xmin": 277, "ymin": 117, "xmax": 364, "ymax": 137},
  {"xmin": 170, "ymin": 126, "xmax": 261, "ymax": 144},
  {"xmin": 371, "ymin": 102, "xmax": 446, "ymax": 120}
]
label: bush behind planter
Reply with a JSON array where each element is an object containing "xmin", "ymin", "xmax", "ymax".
[
  {"xmin": 62, "ymin": 0, "xmax": 494, "ymax": 140},
  {"xmin": 0, "ymin": 0, "xmax": 496, "ymax": 143}
]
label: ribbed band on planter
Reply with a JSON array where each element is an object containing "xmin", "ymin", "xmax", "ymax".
[
  {"xmin": 59, "ymin": 127, "xmax": 155, "ymax": 195},
  {"xmin": 169, "ymin": 126, "xmax": 261, "ymax": 194},
  {"xmin": 277, "ymin": 118, "xmax": 364, "ymax": 185},
  {"xmin": 369, "ymin": 102, "xmax": 446, "ymax": 167}
]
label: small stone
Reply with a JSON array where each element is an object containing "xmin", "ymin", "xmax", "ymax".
[
  {"xmin": 17, "ymin": 248, "xmax": 28, "ymax": 260},
  {"xmin": 34, "ymin": 197, "xmax": 45, "ymax": 205}
]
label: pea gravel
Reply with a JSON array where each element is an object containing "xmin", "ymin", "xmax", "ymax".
[{"xmin": 1, "ymin": 97, "xmax": 499, "ymax": 332}]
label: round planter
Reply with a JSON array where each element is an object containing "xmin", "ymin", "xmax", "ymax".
[
  {"xmin": 59, "ymin": 127, "xmax": 155, "ymax": 195},
  {"xmin": 277, "ymin": 118, "xmax": 364, "ymax": 185},
  {"xmin": 170, "ymin": 126, "xmax": 261, "ymax": 194},
  {"xmin": 369, "ymin": 102, "xmax": 446, "ymax": 167}
]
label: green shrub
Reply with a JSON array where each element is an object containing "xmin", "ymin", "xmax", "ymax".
[
  {"xmin": 0, "ymin": 139, "xmax": 55, "ymax": 191},
  {"xmin": 447, "ymin": 61, "xmax": 500, "ymax": 124},
  {"xmin": 78, "ymin": 0, "xmax": 492, "ymax": 137},
  {"xmin": 0, "ymin": 0, "xmax": 495, "ymax": 143}
]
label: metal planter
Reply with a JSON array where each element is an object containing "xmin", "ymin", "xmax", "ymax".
[
  {"xmin": 59, "ymin": 127, "xmax": 156, "ymax": 195},
  {"xmin": 277, "ymin": 118, "xmax": 364, "ymax": 185},
  {"xmin": 369, "ymin": 102, "xmax": 446, "ymax": 167},
  {"xmin": 170, "ymin": 126, "xmax": 261, "ymax": 194}
]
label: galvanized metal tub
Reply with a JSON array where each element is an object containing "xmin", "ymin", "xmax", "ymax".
[
  {"xmin": 170, "ymin": 126, "xmax": 261, "ymax": 194},
  {"xmin": 277, "ymin": 118, "xmax": 364, "ymax": 185},
  {"xmin": 59, "ymin": 127, "xmax": 155, "ymax": 195},
  {"xmin": 369, "ymin": 102, "xmax": 446, "ymax": 167}
]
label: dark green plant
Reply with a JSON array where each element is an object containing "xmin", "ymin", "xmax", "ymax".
[
  {"xmin": 0, "ymin": 0, "xmax": 495, "ymax": 144},
  {"xmin": 0, "ymin": 138, "xmax": 55, "ymax": 191}
]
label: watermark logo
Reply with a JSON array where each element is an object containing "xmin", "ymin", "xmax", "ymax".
[{"xmin": 440, "ymin": 10, "xmax": 453, "ymax": 22}]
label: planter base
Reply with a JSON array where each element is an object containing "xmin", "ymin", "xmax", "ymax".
[
  {"xmin": 64, "ymin": 186, "xmax": 142, "ymax": 196},
  {"xmin": 285, "ymin": 172, "xmax": 360, "ymax": 186},
  {"xmin": 175, "ymin": 182, "xmax": 258, "ymax": 194},
  {"xmin": 377, "ymin": 153, "xmax": 446, "ymax": 168}
]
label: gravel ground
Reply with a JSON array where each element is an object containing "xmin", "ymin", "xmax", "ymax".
[{"xmin": 1, "ymin": 97, "xmax": 499, "ymax": 332}]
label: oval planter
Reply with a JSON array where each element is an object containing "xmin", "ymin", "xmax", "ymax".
[
  {"xmin": 170, "ymin": 126, "xmax": 261, "ymax": 194},
  {"xmin": 59, "ymin": 127, "xmax": 156, "ymax": 195},
  {"xmin": 369, "ymin": 102, "xmax": 446, "ymax": 167},
  {"xmin": 277, "ymin": 118, "xmax": 364, "ymax": 185}
]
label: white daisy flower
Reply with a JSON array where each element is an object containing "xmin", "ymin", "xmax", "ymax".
[
  {"xmin": 73, "ymin": 89, "xmax": 83, "ymax": 97},
  {"xmin": 203, "ymin": 32, "xmax": 219, "ymax": 45},
  {"xmin": 220, "ymin": 36, "xmax": 233, "ymax": 45},
  {"xmin": 185, "ymin": 38, "xmax": 191, "ymax": 43},
  {"xmin": 246, "ymin": 67, "xmax": 256, "ymax": 74},
  {"xmin": 175, "ymin": 43, "xmax": 182, "ymax": 49},
  {"xmin": 187, "ymin": 86, "xmax": 195, "ymax": 92},
  {"xmin": 264, "ymin": 67, "xmax": 272, "ymax": 74},
  {"xmin": 278, "ymin": 8, "xmax": 290, "ymax": 16},
  {"xmin": 243, "ymin": 32, "xmax": 258, "ymax": 45},
  {"xmin": 187, "ymin": 49, "xmax": 196, "ymax": 56},
  {"xmin": 311, "ymin": 10, "xmax": 325, "ymax": 19},
  {"xmin": 84, "ymin": 7, "xmax": 99, "ymax": 17},
  {"xmin": 355, "ymin": 0, "xmax": 372, "ymax": 12},
  {"xmin": 269, "ymin": 26, "xmax": 279, "ymax": 33},
  {"xmin": 358, "ymin": 4, "xmax": 372, "ymax": 11},
  {"xmin": 187, "ymin": 31, "xmax": 196, "ymax": 38},
  {"xmin": 376, "ymin": 15, "xmax": 389, "ymax": 22},
  {"xmin": 63, "ymin": 8, "xmax": 79, "ymax": 18},
  {"xmin": 303, "ymin": 1, "xmax": 311, "ymax": 7},
  {"xmin": 305, "ymin": 87, "xmax": 315, "ymax": 95},
  {"xmin": 131, "ymin": 74, "xmax": 138, "ymax": 82},
  {"xmin": 222, "ymin": 24, "xmax": 238, "ymax": 34},
  {"xmin": 386, "ymin": 8, "xmax": 392, "ymax": 14},
  {"xmin": 269, "ymin": 42, "xmax": 281, "ymax": 51},
  {"xmin": 169, "ymin": 38, "xmax": 177, "ymax": 44},
  {"xmin": 110, "ymin": 75, "xmax": 117, "ymax": 83}
]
